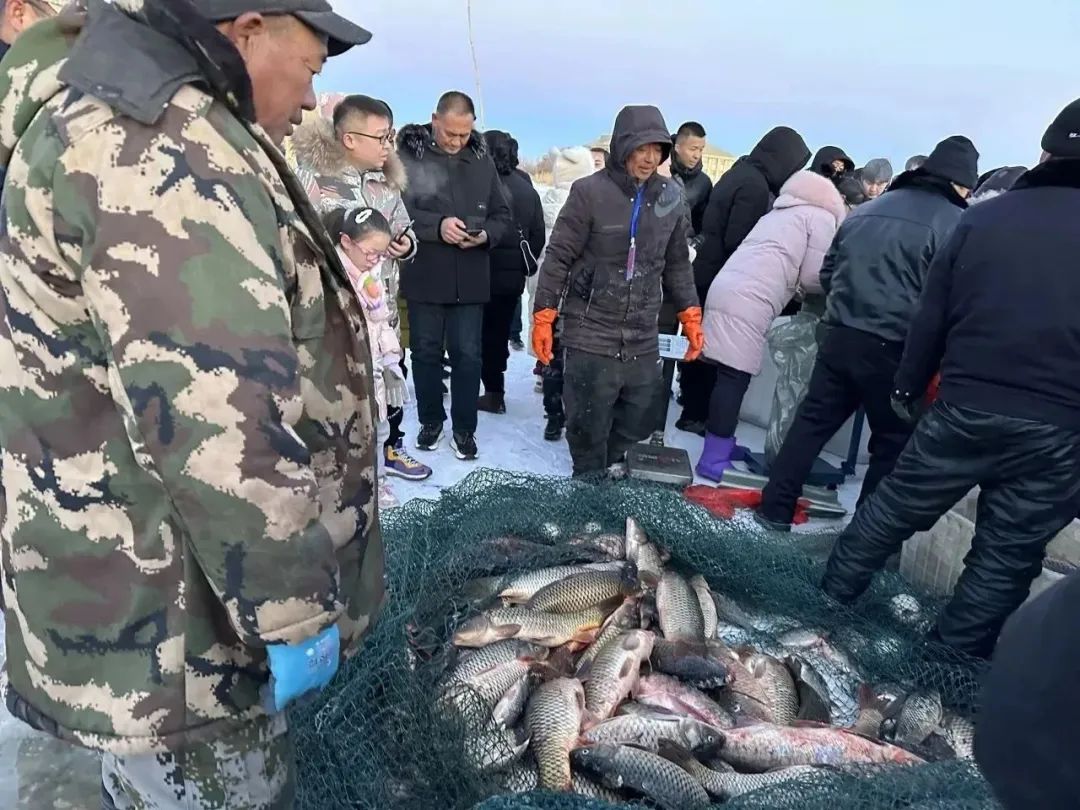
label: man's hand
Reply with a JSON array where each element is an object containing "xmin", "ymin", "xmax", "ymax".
[
  {"xmin": 532, "ymin": 309, "xmax": 558, "ymax": 365},
  {"xmin": 387, "ymin": 234, "xmax": 412, "ymax": 259},
  {"xmin": 891, "ymin": 389, "xmax": 920, "ymax": 425},
  {"xmin": 459, "ymin": 230, "xmax": 488, "ymax": 250},
  {"xmin": 677, "ymin": 307, "xmax": 704, "ymax": 362},
  {"xmin": 440, "ymin": 217, "xmax": 469, "ymax": 245}
]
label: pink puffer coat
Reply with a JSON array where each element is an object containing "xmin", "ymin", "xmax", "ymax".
[{"xmin": 702, "ymin": 170, "xmax": 846, "ymax": 374}]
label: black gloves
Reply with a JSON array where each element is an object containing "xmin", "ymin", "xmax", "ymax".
[{"xmin": 891, "ymin": 388, "xmax": 921, "ymax": 425}]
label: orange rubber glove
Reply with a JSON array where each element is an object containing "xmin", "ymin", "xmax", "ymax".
[
  {"xmin": 532, "ymin": 308, "xmax": 558, "ymax": 365},
  {"xmin": 677, "ymin": 306, "xmax": 704, "ymax": 362}
]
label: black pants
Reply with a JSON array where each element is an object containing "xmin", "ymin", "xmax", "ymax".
[
  {"xmin": 678, "ymin": 360, "xmax": 716, "ymax": 424},
  {"xmin": 384, "ymin": 359, "xmax": 407, "ymax": 448},
  {"xmin": 706, "ymin": 362, "xmax": 753, "ymax": 438},
  {"xmin": 409, "ymin": 301, "xmax": 484, "ymax": 434},
  {"xmin": 760, "ymin": 326, "xmax": 914, "ymax": 524},
  {"xmin": 676, "ymin": 286, "xmax": 713, "ymax": 424},
  {"xmin": 563, "ymin": 348, "xmax": 658, "ymax": 477},
  {"xmin": 510, "ymin": 297, "xmax": 523, "ymax": 342},
  {"xmin": 481, "ymin": 293, "xmax": 519, "ymax": 394},
  {"xmin": 823, "ymin": 401, "xmax": 1080, "ymax": 659},
  {"xmin": 542, "ymin": 328, "xmax": 564, "ymax": 419},
  {"xmin": 386, "ymin": 406, "xmax": 404, "ymax": 447},
  {"xmin": 649, "ymin": 300, "xmax": 679, "ymax": 433}
]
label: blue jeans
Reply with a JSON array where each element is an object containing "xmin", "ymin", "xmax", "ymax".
[{"xmin": 409, "ymin": 302, "xmax": 484, "ymax": 434}]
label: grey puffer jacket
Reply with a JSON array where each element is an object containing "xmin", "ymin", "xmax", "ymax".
[{"xmin": 534, "ymin": 105, "xmax": 698, "ymax": 360}]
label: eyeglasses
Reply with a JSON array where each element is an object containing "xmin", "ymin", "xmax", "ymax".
[
  {"xmin": 355, "ymin": 246, "xmax": 391, "ymax": 261},
  {"xmin": 346, "ymin": 131, "xmax": 394, "ymax": 147}
]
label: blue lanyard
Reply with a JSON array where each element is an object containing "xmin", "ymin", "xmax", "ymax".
[{"xmin": 626, "ymin": 186, "xmax": 645, "ymax": 281}]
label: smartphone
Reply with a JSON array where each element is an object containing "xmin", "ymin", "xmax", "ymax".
[
  {"xmin": 465, "ymin": 216, "xmax": 485, "ymax": 237},
  {"xmin": 393, "ymin": 219, "xmax": 414, "ymax": 242}
]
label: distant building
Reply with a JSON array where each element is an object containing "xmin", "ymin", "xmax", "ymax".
[{"xmin": 588, "ymin": 136, "xmax": 736, "ymax": 182}]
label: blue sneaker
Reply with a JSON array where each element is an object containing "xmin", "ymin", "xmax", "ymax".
[{"xmin": 386, "ymin": 440, "xmax": 433, "ymax": 480}]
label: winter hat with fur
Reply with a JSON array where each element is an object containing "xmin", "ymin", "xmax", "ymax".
[
  {"xmin": 921, "ymin": 135, "xmax": 979, "ymax": 189},
  {"xmin": 551, "ymin": 146, "xmax": 595, "ymax": 190},
  {"xmin": 1042, "ymin": 99, "xmax": 1080, "ymax": 159}
]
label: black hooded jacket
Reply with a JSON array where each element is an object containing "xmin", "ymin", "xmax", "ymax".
[
  {"xmin": 821, "ymin": 171, "xmax": 968, "ymax": 344},
  {"xmin": 897, "ymin": 159, "xmax": 1080, "ymax": 430},
  {"xmin": 396, "ymin": 123, "xmax": 513, "ymax": 305},
  {"xmin": 692, "ymin": 126, "xmax": 810, "ymax": 292},
  {"xmin": 670, "ymin": 149, "xmax": 712, "ymax": 236},
  {"xmin": 809, "ymin": 145, "xmax": 855, "ymax": 178},
  {"xmin": 534, "ymin": 105, "xmax": 698, "ymax": 360}
]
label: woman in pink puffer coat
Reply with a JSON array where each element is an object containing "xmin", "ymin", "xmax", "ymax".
[{"xmin": 696, "ymin": 170, "xmax": 847, "ymax": 480}]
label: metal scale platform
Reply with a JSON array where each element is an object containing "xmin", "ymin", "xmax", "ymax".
[{"xmin": 625, "ymin": 331, "xmax": 858, "ymax": 511}]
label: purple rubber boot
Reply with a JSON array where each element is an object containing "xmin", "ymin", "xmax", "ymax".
[{"xmin": 696, "ymin": 433, "xmax": 737, "ymax": 482}]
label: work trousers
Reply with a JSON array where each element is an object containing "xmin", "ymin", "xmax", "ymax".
[
  {"xmin": 563, "ymin": 348, "xmax": 659, "ymax": 477},
  {"xmin": 760, "ymin": 326, "xmax": 914, "ymax": 524},
  {"xmin": 102, "ymin": 714, "xmax": 293, "ymax": 810},
  {"xmin": 823, "ymin": 401, "xmax": 1080, "ymax": 659}
]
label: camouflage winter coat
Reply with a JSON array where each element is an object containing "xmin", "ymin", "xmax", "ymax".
[
  {"xmin": 291, "ymin": 101, "xmax": 415, "ymax": 338},
  {"xmin": 0, "ymin": 7, "xmax": 384, "ymax": 754}
]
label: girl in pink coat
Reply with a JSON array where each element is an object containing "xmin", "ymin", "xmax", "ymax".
[{"xmin": 696, "ymin": 170, "xmax": 847, "ymax": 480}]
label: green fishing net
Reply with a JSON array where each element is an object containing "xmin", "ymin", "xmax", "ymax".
[{"xmin": 291, "ymin": 469, "xmax": 997, "ymax": 809}]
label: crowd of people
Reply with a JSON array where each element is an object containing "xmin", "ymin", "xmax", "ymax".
[
  {"xmin": 0, "ymin": 0, "xmax": 1078, "ymax": 808},
  {"xmin": 284, "ymin": 69, "xmax": 1080, "ymax": 679}
]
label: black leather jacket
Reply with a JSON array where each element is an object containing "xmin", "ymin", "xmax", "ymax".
[{"xmin": 821, "ymin": 172, "xmax": 967, "ymax": 343}]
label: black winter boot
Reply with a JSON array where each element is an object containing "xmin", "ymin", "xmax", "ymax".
[
  {"xmin": 477, "ymin": 392, "xmax": 506, "ymax": 414},
  {"xmin": 544, "ymin": 413, "xmax": 565, "ymax": 441}
]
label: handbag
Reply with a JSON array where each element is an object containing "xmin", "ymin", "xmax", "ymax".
[{"xmin": 496, "ymin": 176, "xmax": 540, "ymax": 276}]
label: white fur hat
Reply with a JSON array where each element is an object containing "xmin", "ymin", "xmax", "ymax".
[{"xmin": 550, "ymin": 146, "xmax": 596, "ymax": 189}]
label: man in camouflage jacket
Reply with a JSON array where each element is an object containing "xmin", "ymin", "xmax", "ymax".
[{"xmin": 0, "ymin": 0, "xmax": 383, "ymax": 805}]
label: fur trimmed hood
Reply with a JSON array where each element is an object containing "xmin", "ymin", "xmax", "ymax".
[
  {"xmin": 774, "ymin": 170, "xmax": 848, "ymax": 225},
  {"xmin": 291, "ymin": 103, "xmax": 408, "ymax": 192},
  {"xmin": 396, "ymin": 122, "xmax": 487, "ymax": 161}
]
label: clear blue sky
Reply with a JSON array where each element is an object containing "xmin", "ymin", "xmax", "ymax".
[{"xmin": 322, "ymin": 0, "xmax": 1079, "ymax": 171}]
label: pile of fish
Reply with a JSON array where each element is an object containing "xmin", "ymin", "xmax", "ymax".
[{"xmin": 435, "ymin": 518, "xmax": 974, "ymax": 808}]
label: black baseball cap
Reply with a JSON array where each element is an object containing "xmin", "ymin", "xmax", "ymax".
[{"xmin": 192, "ymin": 0, "xmax": 372, "ymax": 56}]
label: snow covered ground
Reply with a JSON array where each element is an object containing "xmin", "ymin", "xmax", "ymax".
[{"xmin": 0, "ymin": 340, "xmax": 864, "ymax": 807}]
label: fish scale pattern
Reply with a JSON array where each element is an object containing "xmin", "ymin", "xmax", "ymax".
[{"xmin": 291, "ymin": 469, "xmax": 999, "ymax": 809}]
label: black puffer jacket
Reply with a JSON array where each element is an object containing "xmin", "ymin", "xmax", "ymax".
[
  {"xmin": 670, "ymin": 151, "xmax": 712, "ymax": 236},
  {"xmin": 491, "ymin": 169, "xmax": 545, "ymax": 297},
  {"xmin": 693, "ymin": 127, "xmax": 810, "ymax": 292},
  {"xmin": 821, "ymin": 171, "xmax": 967, "ymax": 343},
  {"xmin": 534, "ymin": 105, "xmax": 698, "ymax": 360},
  {"xmin": 397, "ymin": 124, "xmax": 513, "ymax": 305}
]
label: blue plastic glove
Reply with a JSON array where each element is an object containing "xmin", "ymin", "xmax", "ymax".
[{"xmin": 262, "ymin": 625, "xmax": 340, "ymax": 713}]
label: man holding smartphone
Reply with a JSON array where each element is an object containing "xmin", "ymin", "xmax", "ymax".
[{"xmin": 397, "ymin": 91, "xmax": 512, "ymax": 461}]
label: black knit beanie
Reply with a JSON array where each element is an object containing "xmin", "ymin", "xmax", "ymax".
[
  {"xmin": 1041, "ymin": 99, "xmax": 1080, "ymax": 159},
  {"xmin": 921, "ymin": 136, "xmax": 979, "ymax": 190}
]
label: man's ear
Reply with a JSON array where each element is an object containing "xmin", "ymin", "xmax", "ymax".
[
  {"xmin": 9, "ymin": 0, "xmax": 31, "ymax": 34},
  {"xmin": 217, "ymin": 11, "xmax": 269, "ymax": 53}
]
